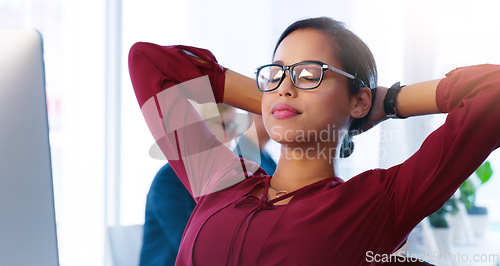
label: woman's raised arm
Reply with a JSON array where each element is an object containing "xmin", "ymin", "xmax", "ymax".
[
  {"xmin": 379, "ymin": 64, "xmax": 500, "ymax": 241},
  {"xmin": 128, "ymin": 42, "xmax": 260, "ymax": 201},
  {"xmin": 396, "ymin": 79, "xmax": 442, "ymax": 117},
  {"xmin": 223, "ymin": 70, "xmax": 263, "ymax": 114},
  {"xmin": 363, "ymin": 79, "xmax": 443, "ymax": 131},
  {"xmin": 187, "ymin": 54, "xmax": 263, "ymax": 114}
]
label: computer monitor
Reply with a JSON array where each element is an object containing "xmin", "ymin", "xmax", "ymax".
[{"xmin": 0, "ymin": 30, "xmax": 59, "ymax": 266}]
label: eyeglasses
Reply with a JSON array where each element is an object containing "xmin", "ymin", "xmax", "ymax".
[{"xmin": 255, "ymin": 61, "xmax": 356, "ymax": 92}]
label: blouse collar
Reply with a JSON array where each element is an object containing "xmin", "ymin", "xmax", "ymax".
[{"xmin": 231, "ymin": 174, "xmax": 345, "ymax": 208}]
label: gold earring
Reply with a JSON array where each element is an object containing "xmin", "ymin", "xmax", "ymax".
[{"xmin": 354, "ymin": 110, "xmax": 359, "ymax": 115}]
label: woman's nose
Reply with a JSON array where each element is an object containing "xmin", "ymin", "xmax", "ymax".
[{"xmin": 276, "ymin": 72, "xmax": 298, "ymax": 97}]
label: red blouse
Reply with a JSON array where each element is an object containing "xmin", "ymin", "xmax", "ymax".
[{"xmin": 128, "ymin": 42, "xmax": 500, "ymax": 265}]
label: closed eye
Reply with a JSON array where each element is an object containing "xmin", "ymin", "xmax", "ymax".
[
  {"xmin": 297, "ymin": 69, "xmax": 320, "ymax": 82},
  {"xmin": 270, "ymin": 69, "xmax": 284, "ymax": 83}
]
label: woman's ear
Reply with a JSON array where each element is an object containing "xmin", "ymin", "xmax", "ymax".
[{"xmin": 350, "ymin": 87, "xmax": 372, "ymax": 118}]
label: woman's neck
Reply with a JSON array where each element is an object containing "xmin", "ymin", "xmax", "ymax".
[{"xmin": 271, "ymin": 143, "xmax": 337, "ymax": 192}]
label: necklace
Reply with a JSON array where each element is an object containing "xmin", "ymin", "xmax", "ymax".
[{"xmin": 269, "ymin": 180, "xmax": 288, "ymax": 198}]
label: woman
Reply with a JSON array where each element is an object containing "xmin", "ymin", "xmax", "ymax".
[{"xmin": 129, "ymin": 17, "xmax": 500, "ymax": 265}]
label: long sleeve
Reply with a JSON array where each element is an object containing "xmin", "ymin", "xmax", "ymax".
[
  {"xmin": 382, "ymin": 64, "xmax": 500, "ymax": 241},
  {"xmin": 128, "ymin": 42, "xmax": 259, "ymax": 201}
]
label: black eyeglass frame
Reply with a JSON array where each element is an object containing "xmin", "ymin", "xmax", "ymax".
[{"xmin": 254, "ymin": 61, "xmax": 357, "ymax": 92}]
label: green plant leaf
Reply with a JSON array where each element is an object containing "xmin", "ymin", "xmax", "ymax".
[
  {"xmin": 428, "ymin": 197, "xmax": 458, "ymax": 228},
  {"xmin": 475, "ymin": 161, "xmax": 493, "ymax": 184},
  {"xmin": 428, "ymin": 211, "xmax": 448, "ymax": 228},
  {"xmin": 459, "ymin": 179, "xmax": 475, "ymax": 210},
  {"xmin": 459, "ymin": 179, "xmax": 474, "ymax": 196}
]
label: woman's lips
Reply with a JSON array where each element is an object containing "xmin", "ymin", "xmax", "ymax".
[{"xmin": 272, "ymin": 103, "xmax": 301, "ymax": 119}]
